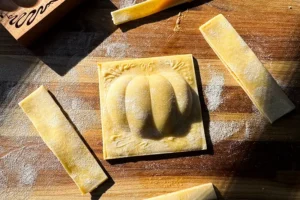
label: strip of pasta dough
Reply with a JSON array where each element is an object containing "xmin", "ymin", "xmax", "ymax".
[
  {"xmin": 19, "ymin": 86, "xmax": 107, "ymax": 194},
  {"xmin": 200, "ymin": 14, "xmax": 295, "ymax": 123},
  {"xmin": 111, "ymin": 0, "xmax": 192, "ymax": 25},
  {"xmin": 144, "ymin": 183, "xmax": 217, "ymax": 200}
]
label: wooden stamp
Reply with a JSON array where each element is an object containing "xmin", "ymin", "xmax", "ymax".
[{"xmin": 0, "ymin": 0, "xmax": 81, "ymax": 46}]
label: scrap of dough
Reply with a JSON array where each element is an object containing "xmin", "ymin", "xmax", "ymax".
[
  {"xmin": 199, "ymin": 14, "xmax": 295, "ymax": 123},
  {"xmin": 111, "ymin": 0, "xmax": 192, "ymax": 25},
  {"xmin": 145, "ymin": 183, "xmax": 217, "ymax": 200},
  {"xmin": 98, "ymin": 54, "xmax": 206, "ymax": 159},
  {"xmin": 19, "ymin": 86, "xmax": 107, "ymax": 194}
]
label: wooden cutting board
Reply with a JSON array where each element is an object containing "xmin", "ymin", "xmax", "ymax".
[{"xmin": 0, "ymin": 0, "xmax": 299, "ymax": 199}]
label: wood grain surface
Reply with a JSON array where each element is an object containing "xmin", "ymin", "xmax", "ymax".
[{"xmin": 0, "ymin": 0, "xmax": 300, "ymax": 199}]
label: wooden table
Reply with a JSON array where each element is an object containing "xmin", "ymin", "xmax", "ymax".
[{"xmin": 0, "ymin": 0, "xmax": 299, "ymax": 199}]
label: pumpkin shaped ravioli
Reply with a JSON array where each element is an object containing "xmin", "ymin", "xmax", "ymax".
[
  {"xmin": 107, "ymin": 73, "xmax": 192, "ymax": 138},
  {"xmin": 98, "ymin": 54, "xmax": 207, "ymax": 159}
]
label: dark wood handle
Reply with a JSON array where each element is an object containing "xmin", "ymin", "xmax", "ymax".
[
  {"xmin": 12, "ymin": 0, "xmax": 40, "ymax": 8},
  {"xmin": 0, "ymin": 0, "xmax": 19, "ymax": 11},
  {"xmin": 0, "ymin": 0, "xmax": 40, "ymax": 11}
]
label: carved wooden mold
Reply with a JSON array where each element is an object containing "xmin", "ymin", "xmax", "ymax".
[{"xmin": 0, "ymin": 0, "xmax": 81, "ymax": 45}]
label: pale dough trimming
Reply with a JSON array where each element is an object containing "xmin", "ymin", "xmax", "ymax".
[
  {"xmin": 19, "ymin": 86, "xmax": 107, "ymax": 194},
  {"xmin": 200, "ymin": 14, "xmax": 295, "ymax": 123},
  {"xmin": 145, "ymin": 183, "xmax": 217, "ymax": 200},
  {"xmin": 111, "ymin": 0, "xmax": 192, "ymax": 25}
]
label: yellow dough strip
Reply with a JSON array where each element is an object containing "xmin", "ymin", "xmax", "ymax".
[
  {"xmin": 111, "ymin": 0, "xmax": 192, "ymax": 25},
  {"xmin": 19, "ymin": 86, "xmax": 107, "ymax": 194},
  {"xmin": 144, "ymin": 183, "xmax": 217, "ymax": 200},
  {"xmin": 200, "ymin": 14, "xmax": 295, "ymax": 123}
]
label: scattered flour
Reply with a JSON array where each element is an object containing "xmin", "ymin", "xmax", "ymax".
[
  {"xmin": 209, "ymin": 121, "xmax": 244, "ymax": 144},
  {"xmin": 209, "ymin": 106, "xmax": 269, "ymax": 144},
  {"xmin": 125, "ymin": 97, "xmax": 148, "ymax": 121},
  {"xmin": 119, "ymin": 0, "xmax": 136, "ymax": 8},
  {"xmin": 0, "ymin": 139, "xmax": 62, "ymax": 200},
  {"xmin": 71, "ymin": 98, "xmax": 94, "ymax": 110},
  {"xmin": 97, "ymin": 34, "xmax": 129, "ymax": 58},
  {"xmin": 105, "ymin": 43, "xmax": 128, "ymax": 58},
  {"xmin": 0, "ymin": 64, "xmax": 87, "ymax": 200},
  {"xmin": 205, "ymin": 70, "xmax": 225, "ymax": 111},
  {"xmin": 0, "ymin": 33, "xmax": 107, "ymax": 200},
  {"xmin": 244, "ymin": 59, "xmax": 263, "ymax": 82},
  {"xmin": 19, "ymin": 164, "xmax": 37, "ymax": 186},
  {"xmin": 245, "ymin": 105, "xmax": 268, "ymax": 139},
  {"xmin": 66, "ymin": 109, "xmax": 101, "ymax": 134}
]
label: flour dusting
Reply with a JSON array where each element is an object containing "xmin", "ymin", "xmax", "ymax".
[
  {"xmin": 0, "ymin": 139, "xmax": 62, "ymax": 200},
  {"xmin": 0, "ymin": 52, "xmax": 100, "ymax": 199},
  {"xmin": 97, "ymin": 35, "xmax": 129, "ymax": 58},
  {"xmin": 125, "ymin": 97, "xmax": 149, "ymax": 121},
  {"xmin": 120, "ymin": 0, "xmax": 136, "ymax": 8},
  {"xmin": 209, "ymin": 121, "xmax": 244, "ymax": 144},
  {"xmin": 245, "ymin": 105, "xmax": 268, "ymax": 138},
  {"xmin": 244, "ymin": 59, "xmax": 263, "ymax": 82},
  {"xmin": 66, "ymin": 109, "xmax": 101, "ymax": 135},
  {"xmin": 19, "ymin": 164, "xmax": 37, "ymax": 186},
  {"xmin": 105, "ymin": 43, "xmax": 128, "ymax": 58},
  {"xmin": 205, "ymin": 69, "xmax": 225, "ymax": 111}
]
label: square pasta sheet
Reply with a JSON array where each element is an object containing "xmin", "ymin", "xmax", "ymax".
[{"xmin": 98, "ymin": 54, "xmax": 207, "ymax": 159}]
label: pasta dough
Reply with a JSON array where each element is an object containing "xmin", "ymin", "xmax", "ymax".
[
  {"xmin": 145, "ymin": 183, "xmax": 217, "ymax": 200},
  {"xmin": 200, "ymin": 14, "xmax": 295, "ymax": 123},
  {"xmin": 111, "ymin": 0, "xmax": 192, "ymax": 25},
  {"xmin": 19, "ymin": 86, "xmax": 107, "ymax": 194},
  {"xmin": 98, "ymin": 54, "xmax": 207, "ymax": 159}
]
